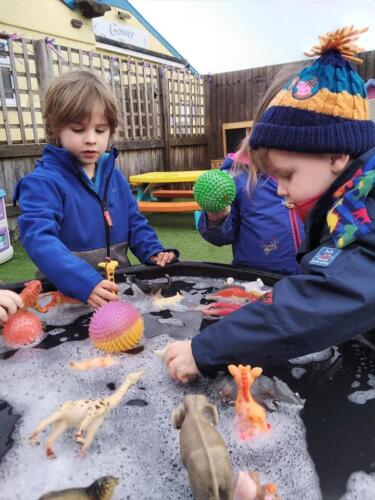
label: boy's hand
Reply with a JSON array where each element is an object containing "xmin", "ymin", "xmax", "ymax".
[
  {"xmin": 149, "ymin": 251, "xmax": 176, "ymax": 267},
  {"xmin": 164, "ymin": 340, "xmax": 200, "ymax": 383},
  {"xmin": 87, "ymin": 280, "xmax": 119, "ymax": 309},
  {"xmin": 0, "ymin": 290, "xmax": 23, "ymax": 323},
  {"xmin": 206, "ymin": 206, "xmax": 231, "ymax": 226}
]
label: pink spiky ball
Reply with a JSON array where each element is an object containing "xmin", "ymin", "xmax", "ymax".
[
  {"xmin": 89, "ymin": 301, "xmax": 144, "ymax": 353},
  {"xmin": 3, "ymin": 310, "xmax": 44, "ymax": 348}
]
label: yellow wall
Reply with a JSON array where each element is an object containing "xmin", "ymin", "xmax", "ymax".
[{"xmin": 0, "ymin": 0, "xmax": 174, "ymax": 57}]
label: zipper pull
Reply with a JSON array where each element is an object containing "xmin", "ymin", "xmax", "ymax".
[{"xmin": 103, "ymin": 208, "xmax": 113, "ymax": 227}]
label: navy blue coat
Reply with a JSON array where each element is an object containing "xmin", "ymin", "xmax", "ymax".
[
  {"xmin": 198, "ymin": 157, "xmax": 304, "ymax": 274},
  {"xmin": 192, "ymin": 148, "xmax": 375, "ymax": 376},
  {"xmin": 15, "ymin": 145, "xmax": 175, "ymax": 302}
]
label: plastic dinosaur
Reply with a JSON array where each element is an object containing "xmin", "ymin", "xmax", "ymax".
[
  {"xmin": 228, "ymin": 364, "xmax": 270, "ymax": 440},
  {"xmin": 172, "ymin": 394, "xmax": 234, "ymax": 500},
  {"xmin": 234, "ymin": 471, "xmax": 280, "ymax": 500},
  {"xmin": 38, "ymin": 475, "xmax": 119, "ymax": 500},
  {"xmin": 29, "ymin": 370, "xmax": 143, "ymax": 458}
]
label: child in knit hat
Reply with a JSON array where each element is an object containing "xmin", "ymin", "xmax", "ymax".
[{"xmin": 163, "ymin": 27, "xmax": 375, "ymax": 381}]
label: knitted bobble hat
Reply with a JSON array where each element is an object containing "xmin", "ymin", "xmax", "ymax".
[{"xmin": 250, "ymin": 26, "xmax": 375, "ymax": 156}]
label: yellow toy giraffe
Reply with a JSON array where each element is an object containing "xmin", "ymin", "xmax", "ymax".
[
  {"xmin": 98, "ymin": 259, "xmax": 119, "ymax": 295},
  {"xmin": 228, "ymin": 364, "xmax": 270, "ymax": 440}
]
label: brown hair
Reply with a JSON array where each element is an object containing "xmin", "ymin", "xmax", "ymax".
[
  {"xmin": 43, "ymin": 69, "xmax": 119, "ymax": 143},
  {"xmin": 231, "ymin": 62, "xmax": 306, "ymax": 190}
]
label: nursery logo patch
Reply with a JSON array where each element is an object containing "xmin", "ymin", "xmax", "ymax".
[{"xmin": 309, "ymin": 246, "xmax": 342, "ymax": 267}]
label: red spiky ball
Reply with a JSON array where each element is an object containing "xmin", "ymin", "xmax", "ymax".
[{"xmin": 3, "ymin": 310, "xmax": 44, "ymax": 348}]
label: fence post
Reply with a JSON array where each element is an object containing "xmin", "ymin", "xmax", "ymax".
[
  {"xmin": 158, "ymin": 66, "xmax": 171, "ymax": 170},
  {"xmin": 34, "ymin": 39, "xmax": 54, "ymax": 99},
  {"xmin": 203, "ymin": 75, "xmax": 211, "ymax": 166}
]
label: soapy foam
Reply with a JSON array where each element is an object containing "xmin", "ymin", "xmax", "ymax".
[
  {"xmin": 0, "ymin": 340, "xmax": 322, "ymax": 499},
  {"xmin": 348, "ymin": 374, "xmax": 375, "ymax": 405},
  {"xmin": 340, "ymin": 471, "xmax": 375, "ymax": 500}
]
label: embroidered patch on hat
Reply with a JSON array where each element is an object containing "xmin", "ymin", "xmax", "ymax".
[
  {"xmin": 309, "ymin": 246, "xmax": 342, "ymax": 267},
  {"xmin": 292, "ymin": 76, "xmax": 319, "ymax": 100}
]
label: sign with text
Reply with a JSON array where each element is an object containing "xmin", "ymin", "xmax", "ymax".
[{"xmin": 93, "ymin": 18, "xmax": 148, "ymax": 49}]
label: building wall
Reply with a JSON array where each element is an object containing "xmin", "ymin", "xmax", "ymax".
[{"xmin": 0, "ymin": 0, "xmax": 175, "ymax": 58}]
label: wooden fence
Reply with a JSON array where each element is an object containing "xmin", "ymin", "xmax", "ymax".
[
  {"xmin": 0, "ymin": 35, "xmax": 207, "ymax": 202},
  {"xmin": 206, "ymin": 50, "xmax": 375, "ymax": 160}
]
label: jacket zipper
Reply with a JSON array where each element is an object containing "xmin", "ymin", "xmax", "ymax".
[
  {"xmin": 289, "ymin": 208, "xmax": 302, "ymax": 252},
  {"xmin": 79, "ymin": 164, "xmax": 115, "ymax": 259}
]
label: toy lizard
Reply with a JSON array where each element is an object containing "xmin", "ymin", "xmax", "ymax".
[
  {"xmin": 173, "ymin": 394, "xmax": 234, "ymax": 500},
  {"xmin": 29, "ymin": 370, "xmax": 143, "ymax": 458},
  {"xmin": 228, "ymin": 364, "xmax": 270, "ymax": 440},
  {"xmin": 69, "ymin": 356, "xmax": 118, "ymax": 371},
  {"xmin": 38, "ymin": 475, "xmax": 119, "ymax": 499}
]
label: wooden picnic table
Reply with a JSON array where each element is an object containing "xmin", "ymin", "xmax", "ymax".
[{"xmin": 129, "ymin": 170, "xmax": 206, "ymax": 218}]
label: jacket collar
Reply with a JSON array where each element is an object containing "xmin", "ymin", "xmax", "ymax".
[{"xmin": 40, "ymin": 144, "xmax": 118, "ymax": 197}]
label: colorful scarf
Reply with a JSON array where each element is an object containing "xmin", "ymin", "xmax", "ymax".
[{"xmin": 327, "ymin": 156, "xmax": 375, "ymax": 248}]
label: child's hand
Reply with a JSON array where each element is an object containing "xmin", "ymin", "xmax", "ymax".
[
  {"xmin": 87, "ymin": 280, "xmax": 119, "ymax": 309},
  {"xmin": 164, "ymin": 340, "xmax": 200, "ymax": 383},
  {"xmin": 0, "ymin": 290, "xmax": 23, "ymax": 323},
  {"xmin": 206, "ymin": 206, "xmax": 231, "ymax": 226},
  {"xmin": 149, "ymin": 251, "xmax": 176, "ymax": 267}
]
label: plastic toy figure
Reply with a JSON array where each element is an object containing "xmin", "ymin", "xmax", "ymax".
[
  {"xmin": 38, "ymin": 476, "xmax": 119, "ymax": 500},
  {"xmin": 29, "ymin": 371, "xmax": 143, "ymax": 458},
  {"xmin": 234, "ymin": 471, "xmax": 280, "ymax": 500},
  {"xmin": 172, "ymin": 394, "xmax": 234, "ymax": 500},
  {"xmin": 228, "ymin": 364, "xmax": 270, "ymax": 440}
]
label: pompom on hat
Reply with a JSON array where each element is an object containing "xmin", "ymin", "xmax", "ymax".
[{"xmin": 250, "ymin": 26, "xmax": 375, "ymax": 156}]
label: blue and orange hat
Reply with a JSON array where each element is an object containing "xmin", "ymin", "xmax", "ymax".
[{"xmin": 250, "ymin": 27, "xmax": 375, "ymax": 156}]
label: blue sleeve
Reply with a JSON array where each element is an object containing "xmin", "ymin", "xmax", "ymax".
[
  {"xmin": 17, "ymin": 176, "xmax": 103, "ymax": 302},
  {"xmin": 124, "ymin": 181, "xmax": 179, "ymax": 262},
  {"xmin": 197, "ymin": 190, "xmax": 240, "ymax": 246},
  {"xmin": 191, "ymin": 230, "xmax": 375, "ymax": 377}
]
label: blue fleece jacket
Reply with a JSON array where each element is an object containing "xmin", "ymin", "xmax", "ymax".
[
  {"xmin": 198, "ymin": 157, "xmax": 304, "ymax": 274},
  {"xmin": 14, "ymin": 145, "xmax": 176, "ymax": 302},
  {"xmin": 192, "ymin": 148, "xmax": 375, "ymax": 376}
]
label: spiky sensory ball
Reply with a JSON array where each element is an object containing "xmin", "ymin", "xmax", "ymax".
[
  {"xmin": 3, "ymin": 310, "xmax": 44, "ymax": 348},
  {"xmin": 89, "ymin": 301, "xmax": 144, "ymax": 353},
  {"xmin": 194, "ymin": 170, "xmax": 236, "ymax": 212}
]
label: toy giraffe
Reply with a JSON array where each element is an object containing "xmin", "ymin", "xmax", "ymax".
[
  {"xmin": 98, "ymin": 259, "xmax": 119, "ymax": 295},
  {"xmin": 228, "ymin": 364, "xmax": 270, "ymax": 440},
  {"xmin": 28, "ymin": 370, "xmax": 143, "ymax": 458}
]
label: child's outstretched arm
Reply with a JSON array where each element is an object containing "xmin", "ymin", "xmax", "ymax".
[
  {"xmin": 163, "ymin": 340, "xmax": 200, "ymax": 383},
  {"xmin": 87, "ymin": 279, "xmax": 119, "ymax": 308},
  {"xmin": 124, "ymin": 181, "xmax": 179, "ymax": 265},
  {"xmin": 198, "ymin": 197, "xmax": 240, "ymax": 247},
  {"xmin": 0, "ymin": 290, "xmax": 23, "ymax": 323}
]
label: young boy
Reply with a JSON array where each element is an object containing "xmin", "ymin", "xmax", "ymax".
[
  {"xmin": 15, "ymin": 70, "xmax": 178, "ymax": 307},
  {"xmin": 164, "ymin": 26, "xmax": 375, "ymax": 382}
]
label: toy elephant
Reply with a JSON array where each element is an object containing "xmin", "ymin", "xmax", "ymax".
[{"xmin": 172, "ymin": 394, "xmax": 234, "ymax": 500}]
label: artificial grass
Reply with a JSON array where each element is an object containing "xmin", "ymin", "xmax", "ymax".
[{"xmin": 0, "ymin": 213, "xmax": 232, "ymax": 284}]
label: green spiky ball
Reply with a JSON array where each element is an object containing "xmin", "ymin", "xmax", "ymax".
[{"xmin": 194, "ymin": 170, "xmax": 236, "ymax": 212}]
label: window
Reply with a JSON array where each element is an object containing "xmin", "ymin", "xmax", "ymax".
[{"xmin": 0, "ymin": 39, "xmax": 16, "ymax": 107}]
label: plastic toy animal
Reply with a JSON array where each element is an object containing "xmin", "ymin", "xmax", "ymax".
[
  {"xmin": 19, "ymin": 280, "xmax": 44, "ymax": 311},
  {"xmin": 228, "ymin": 365, "xmax": 270, "ymax": 440},
  {"xmin": 202, "ymin": 301, "xmax": 242, "ymax": 319},
  {"xmin": 152, "ymin": 291, "xmax": 183, "ymax": 310},
  {"xmin": 234, "ymin": 471, "xmax": 280, "ymax": 500},
  {"xmin": 38, "ymin": 475, "xmax": 119, "ymax": 500},
  {"xmin": 39, "ymin": 291, "xmax": 80, "ymax": 312},
  {"xmin": 172, "ymin": 394, "xmax": 234, "ymax": 500},
  {"xmin": 207, "ymin": 287, "xmax": 273, "ymax": 304},
  {"xmin": 98, "ymin": 259, "xmax": 118, "ymax": 295},
  {"xmin": 69, "ymin": 356, "xmax": 118, "ymax": 371},
  {"xmin": 29, "ymin": 371, "xmax": 143, "ymax": 458}
]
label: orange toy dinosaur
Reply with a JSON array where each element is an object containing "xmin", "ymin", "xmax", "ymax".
[{"xmin": 228, "ymin": 364, "xmax": 270, "ymax": 440}]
